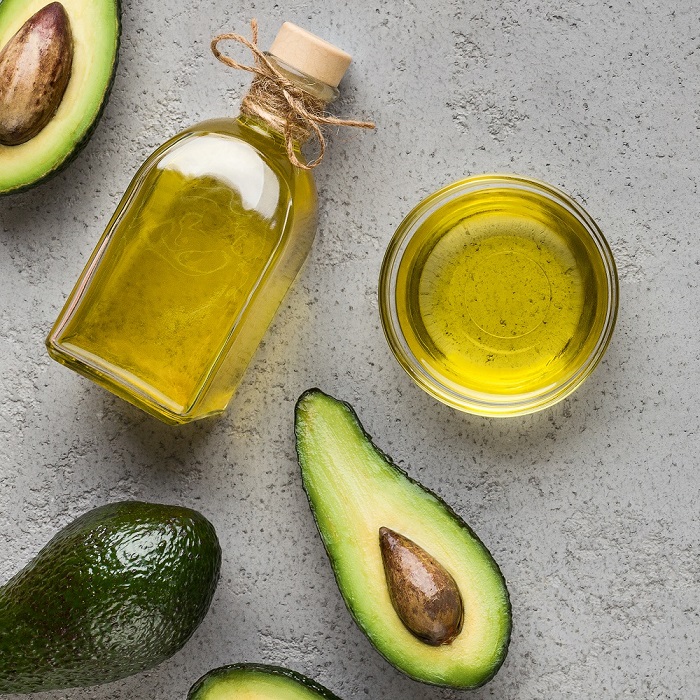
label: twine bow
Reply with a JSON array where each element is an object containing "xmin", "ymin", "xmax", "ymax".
[{"xmin": 211, "ymin": 20, "xmax": 375, "ymax": 169}]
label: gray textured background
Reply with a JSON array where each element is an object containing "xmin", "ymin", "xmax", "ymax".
[{"xmin": 1, "ymin": 0, "xmax": 699, "ymax": 698}]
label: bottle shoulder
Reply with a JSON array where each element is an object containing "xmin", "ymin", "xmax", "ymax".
[
  {"xmin": 181, "ymin": 117, "xmax": 314, "ymax": 180},
  {"xmin": 125, "ymin": 118, "xmax": 316, "ymax": 231},
  {"xmin": 143, "ymin": 117, "xmax": 314, "ymax": 199}
]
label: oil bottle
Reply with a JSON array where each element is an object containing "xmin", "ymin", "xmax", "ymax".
[{"xmin": 47, "ymin": 22, "xmax": 372, "ymax": 424}]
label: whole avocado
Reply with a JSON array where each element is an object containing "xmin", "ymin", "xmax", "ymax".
[{"xmin": 0, "ymin": 501, "xmax": 221, "ymax": 694}]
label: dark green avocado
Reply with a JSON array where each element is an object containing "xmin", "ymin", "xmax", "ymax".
[
  {"xmin": 0, "ymin": 501, "xmax": 221, "ymax": 694},
  {"xmin": 189, "ymin": 664, "xmax": 344, "ymax": 700},
  {"xmin": 0, "ymin": 0, "xmax": 120, "ymax": 195},
  {"xmin": 294, "ymin": 389, "xmax": 512, "ymax": 689}
]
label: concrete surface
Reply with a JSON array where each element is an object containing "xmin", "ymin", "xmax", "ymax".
[{"xmin": 1, "ymin": 0, "xmax": 699, "ymax": 698}]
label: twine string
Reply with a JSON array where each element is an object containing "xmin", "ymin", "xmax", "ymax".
[{"xmin": 211, "ymin": 20, "xmax": 374, "ymax": 169}]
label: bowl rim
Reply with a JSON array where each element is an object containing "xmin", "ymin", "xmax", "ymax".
[{"xmin": 378, "ymin": 173, "xmax": 619, "ymax": 417}]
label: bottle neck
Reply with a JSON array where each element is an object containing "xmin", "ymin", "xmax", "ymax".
[
  {"xmin": 266, "ymin": 54, "xmax": 339, "ymax": 102},
  {"xmin": 239, "ymin": 53, "xmax": 337, "ymax": 146}
]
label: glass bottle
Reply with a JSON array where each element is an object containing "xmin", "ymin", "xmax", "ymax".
[{"xmin": 47, "ymin": 23, "xmax": 364, "ymax": 424}]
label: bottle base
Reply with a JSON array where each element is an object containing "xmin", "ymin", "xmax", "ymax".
[{"xmin": 45, "ymin": 338, "xmax": 225, "ymax": 425}]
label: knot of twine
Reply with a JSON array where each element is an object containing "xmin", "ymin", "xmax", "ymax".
[{"xmin": 211, "ymin": 20, "xmax": 375, "ymax": 170}]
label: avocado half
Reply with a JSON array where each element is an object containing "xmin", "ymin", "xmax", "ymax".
[
  {"xmin": 189, "ymin": 664, "xmax": 344, "ymax": 700},
  {"xmin": 294, "ymin": 389, "xmax": 512, "ymax": 689},
  {"xmin": 0, "ymin": 0, "xmax": 120, "ymax": 195}
]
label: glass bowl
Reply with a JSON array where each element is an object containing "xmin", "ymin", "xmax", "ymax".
[{"xmin": 378, "ymin": 174, "xmax": 618, "ymax": 417}]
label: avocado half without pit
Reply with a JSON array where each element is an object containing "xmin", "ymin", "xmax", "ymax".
[
  {"xmin": 0, "ymin": 0, "xmax": 120, "ymax": 194},
  {"xmin": 294, "ymin": 389, "xmax": 512, "ymax": 689},
  {"xmin": 189, "ymin": 664, "xmax": 344, "ymax": 700}
]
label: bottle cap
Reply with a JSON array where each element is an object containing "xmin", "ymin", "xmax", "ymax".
[{"xmin": 269, "ymin": 22, "xmax": 352, "ymax": 88}]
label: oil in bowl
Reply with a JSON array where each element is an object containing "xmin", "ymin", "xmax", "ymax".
[{"xmin": 379, "ymin": 175, "xmax": 618, "ymax": 416}]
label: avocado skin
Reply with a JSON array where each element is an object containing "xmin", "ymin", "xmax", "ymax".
[
  {"xmin": 0, "ymin": 500, "xmax": 221, "ymax": 694},
  {"xmin": 189, "ymin": 663, "xmax": 344, "ymax": 700},
  {"xmin": 0, "ymin": 0, "xmax": 121, "ymax": 197},
  {"xmin": 294, "ymin": 389, "xmax": 512, "ymax": 689}
]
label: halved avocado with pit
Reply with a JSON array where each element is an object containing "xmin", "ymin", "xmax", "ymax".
[
  {"xmin": 189, "ymin": 664, "xmax": 344, "ymax": 700},
  {"xmin": 294, "ymin": 389, "xmax": 512, "ymax": 688},
  {"xmin": 0, "ymin": 0, "xmax": 120, "ymax": 195}
]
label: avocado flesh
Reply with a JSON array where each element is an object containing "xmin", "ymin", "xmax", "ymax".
[
  {"xmin": 294, "ymin": 390, "xmax": 512, "ymax": 689},
  {"xmin": 189, "ymin": 664, "xmax": 344, "ymax": 700},
  {"xmin": 0, "ymin": 0, "xmax": 120, "ymax": 195},
  {"xmin": 0, "ymin": 501, "xmax": 221, "ymax": 694}
]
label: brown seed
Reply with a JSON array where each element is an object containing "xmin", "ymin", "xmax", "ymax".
[
  {"xmin": 379, "ymin": 527, "xmax": 464, "ymax": 646},
  {"xmin": 0, "ymin": 2, "xmax": 73, "ymax": 146}
]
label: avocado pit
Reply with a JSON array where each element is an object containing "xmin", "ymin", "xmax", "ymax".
[
  {"xmin": 379, "ymin": 526, "xmax": 464, "ymax": 646},
  {"xmin": 0, "ymin": 2, "xmax": 73, "ymax": 146}
]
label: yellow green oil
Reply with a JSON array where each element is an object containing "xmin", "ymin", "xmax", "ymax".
[
  {"xmin": 48, "ymin": 117, "xmax": 317, "ymax": 423},
  {"xmin": 394, "ymin": 186, "xmax": 610, "ymax": 403}
]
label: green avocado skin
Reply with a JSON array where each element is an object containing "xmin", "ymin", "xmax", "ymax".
[
  {"xmin": 0, "ymin": 501, "xmax": 221, "ymax": 694},
  {"xmin": 189, "ymin": 664, "xmax": 344, "ymax": 700}
]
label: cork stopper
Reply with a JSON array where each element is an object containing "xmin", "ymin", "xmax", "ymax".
[{"xmin": 269, "ymin": 22, "xmax": 352, "ymax": 89}]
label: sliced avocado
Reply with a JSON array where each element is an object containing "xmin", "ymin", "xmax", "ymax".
[
  {"xmin": 0, "ymin": 0, "xmax": 120, "ymax": 195},
  {"xmin": 0, "ymin": 501, "xmax": 221, "ymax": 694},
  {"xmin": 294, "ymin": 389, "xmax": 511, "ymax": 689},
  {"xmin": 189, "ymin": 664, "xmax": 344, "ymax": 700}
]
